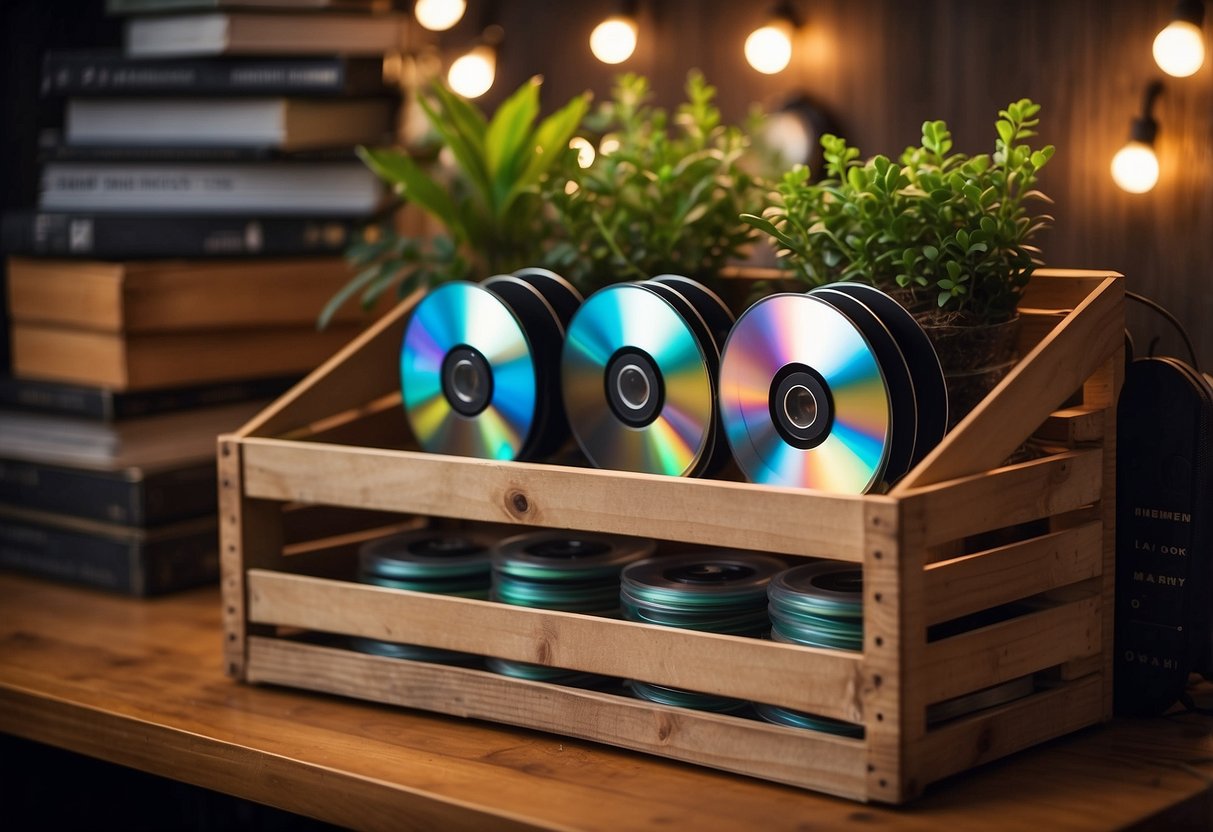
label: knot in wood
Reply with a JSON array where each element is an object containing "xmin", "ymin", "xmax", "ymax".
[{"xmin": 506, "ymin": 489, "xmax": 530, "ymax": 517}]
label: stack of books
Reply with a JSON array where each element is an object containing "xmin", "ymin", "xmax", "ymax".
[{"xmin": 0, "ymin": 0, "xmax": 408, "ymax": 595}]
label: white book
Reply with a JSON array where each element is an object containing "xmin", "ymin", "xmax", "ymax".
[
  {"xmin": 124, "ymin": 11, "xmax": 405, "ymax": 58},
  {"xmin": 65, "ymin": 97, "xmax": 395, "ymax": 150},
  {"xmin": 40, "ymin": 161, "xmax": 385, "ymax": 215}
]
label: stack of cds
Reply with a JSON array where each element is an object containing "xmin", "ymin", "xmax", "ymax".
[
  {"xmin": 621, "ymin": 552, "xmax": 786, "ymax": 712},
  {"xmin": 560, "ymin": 276, "xmax": 734, "ymax": 477},
  {"xmin": 719, "ymin": 282, "xmax": 948, "ymax": 493},
  {"xmin": 757, "ymin": 561, "xmax": 865, "ymax": 736},
  {"xmin": 350, "ymin": 528, "xmax": 496, "ymax": 667},
  {"xmin": 489, "ymin": 530, "xmax": 654, "ymax": 685},
  {"xmin": 399, "ymin": 268, "xmax": 582, "ymax": 462}
]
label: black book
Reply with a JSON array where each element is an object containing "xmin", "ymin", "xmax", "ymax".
[
  {"xmin": 0, "ymin": 374, "xmax": 297, "ymax": 421},
  {"xmin": 37, "ymin": 139, "xmax": 361, "ymax": 163},
  {"xmin": 0, "ymin": 457, "xmax": 218, "ymax": 526},
  {"xmin": 0, "ymin": 505, "xmax": 219, "ymax": 596},
  {"xmin": 3, "ymin": 210, "xmax": 365, "ymax": 258},
  {"xmin": 42, "ymin": 50, "xmax": 395, "ymax": 97}
]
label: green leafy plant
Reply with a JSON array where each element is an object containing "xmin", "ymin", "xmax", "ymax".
[
  {"xmin": 319, "ymin": 76, "xmax": 590, "ymax": 327},
  {"xmin": 545, "ymin": 71, "xmax": 767, "ymax": 291},
  {"xmin": 744, "ymin": 99, "xmax": 1054, "ymax": 324}
]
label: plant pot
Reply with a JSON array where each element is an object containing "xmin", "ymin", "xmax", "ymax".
[{"xmin": 919, "ymin": 315, "xmax": 1021, "ymax": 429}]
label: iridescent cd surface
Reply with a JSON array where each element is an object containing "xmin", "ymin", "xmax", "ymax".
[
  {"xmin": 561, "ymin": 283, "xmax": 716, "ymax": 476},
  {"xmin": 400, "ymin": 281, "xmax": 538, "ymax": 460},
  {"xmin": 718, "ymin": 293, "xmax": 893, "ymax": 492}
]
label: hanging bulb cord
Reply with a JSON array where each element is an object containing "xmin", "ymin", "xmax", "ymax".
[{"xmin": 1127, "ymin": 290, "xmax": 1201, "ymax": 372}]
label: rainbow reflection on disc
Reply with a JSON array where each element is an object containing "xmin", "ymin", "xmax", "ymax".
[
  {"xmin": 561, "ymin": 283, "xmax": 716, "ymax": 476},
  {"xmin": 400, "ymin": 281, "xmax": 537, "ymax": 460},
  {"xmin": 718, "ymin": 293, "xmax": 892, "ymax": 492}
]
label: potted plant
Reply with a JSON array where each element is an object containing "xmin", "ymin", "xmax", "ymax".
[
  {"xmin": 544, "ymin": 71, "xmax": 769, "ymax": 294},
  {"xmin": 743, "ymin": 99, "xmax": 1055, "ymax": 423},
  {"xmin": 319, "ymin": 76, "xmax": 590, "ymax": 327}
]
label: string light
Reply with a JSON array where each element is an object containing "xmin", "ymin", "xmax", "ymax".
[
  {"xmin": 1153, "ymin": 0, "xmax": 1206, "ymax": 77},
  {"xmin": 1111, "ymin": 81, "xmax": 1164, "ymax": 194},
  {"xmin": 414, "ymin": 0, "xmax": 467, "ymax": 32},
  {"xmin": 448, "ymin": 43, "xmax": 496, "ymax": 98},
  {"xmin": 745, "ymin": 2, "xmax": 801, "ymax": 75},
  {"xmin": 590, "ymin": 15, "xmax": 639, "ymax": 64}
]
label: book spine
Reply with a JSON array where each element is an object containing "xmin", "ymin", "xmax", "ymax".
[
  {"xmin": 42, "ymin": 53, "xmax": 387, "ymax": 97},
  {"xmin": 0, "ymin": 518, "xmax": 219, "ymax": 596},
  {"xmin": 0, "ymin": 376, "xmax": 297, "ymax": 421},
  {"xmin": 0, "ymin": 459, "xmax": 218, "ymax": 526},
  {"xmin": 4, "ymin": 211, "xmax": 362, "ymax": 258}
]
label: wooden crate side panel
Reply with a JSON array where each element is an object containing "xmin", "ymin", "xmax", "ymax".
[
  {"xmin": 246, "ymin": 636, "xmax": 871, "ymax": 800},
  {"xmin": 1019, "ymin": 269, "xmax": 1118, "ymax": 310},
  {"xmin": 898, "ymin": 449, "xmax": 1102, "ymax": 547},
  {"xmin": 919, "ymin": 596, "xmax": 1101, "ymax": 705},
  {"xmin": 247, "ymin": 571, "xmax": 864, "ymax": 721},
  {"xmin": 219, "ymin": 436, "xmax": 284, "ymax": 679},
  {"xmin": 1035, "ymin": 405, "xmax": 1108, "ymax": 445},
  {"xmin": 1087, "ymin": 351, "xmax": 1122, "ymax": 719},
  {"xmin": 237, "ymin": 291, "xmax": 419, "ymax": 440},
  {"xmin": 894, "ymin": 275, "xmax": 1122, "ymax": 490},
  {"xmin": 922, "ymin": 522, "xmax": 1103, "ymax": 625},
  {"xmin": 240, "ymin": 439, "xmax": 874, "ymax": 561},
  {"xmin": 915, "ymin": 675, "xmax": 1103, "ymax": 785}
]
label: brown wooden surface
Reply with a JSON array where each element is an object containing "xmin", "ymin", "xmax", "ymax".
[{"xmin": 1, "ymin": 573, "xmax": 1209, "ymax": 830}]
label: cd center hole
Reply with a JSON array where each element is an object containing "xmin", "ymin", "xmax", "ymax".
[
  {"xmin": 451, "ymin": 358, "xmax": 482, "ymax": 404},
  {"xmin": 783, "ymin": 384, "xmax": 819, "ymax": 430},
  {"xmin": 616, "ymin": 363, "xmax": 651, "ymax": 411}
]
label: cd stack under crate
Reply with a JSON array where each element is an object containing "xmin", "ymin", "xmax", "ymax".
[{"xmin": 219, "ymin": 269, "xmax": 1123, "ymax": 803}]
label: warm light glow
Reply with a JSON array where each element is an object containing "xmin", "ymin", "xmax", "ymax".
[
  {"xmin": 414, "ymin": 0, "xmax": 466, "ymax": 32},
  {"xmin": 1111, "ymin": 141, "xmax": 1160, "ymax": 193},
  {"xmin": 569, "ymin": 136, "xmax": 596, "ymax": 168},
  {"xmin": 590, "ymin": 16, "xmax": 638, "ymax": 64},
  {"xmin": 1153, "ymin": 20, "xmax": 1206, "ymax": 77},
  {"xmin": 447, "ymin": 45, "xmax": 495, "ymax": 99},
  {"xmin": 745, "ymin": 20, "xmax": 794, "ymax": 74},
  {"xmin": 599, "ymin": 135, "xmax": 621, "ymax": 156}
]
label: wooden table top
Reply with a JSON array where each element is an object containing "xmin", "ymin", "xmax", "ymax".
[{"xmin": 0, "ymin": 572, "xmax": 1209, "ymax": 831}]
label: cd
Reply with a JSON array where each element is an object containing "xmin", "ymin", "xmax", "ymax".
[
  {"xmin": 359, "ymin": 529, "xmax": 494, "ymax": 585},
  {"xmin": 718, "ymin": 293, "xmax": 893, "ymax": 492},
  {"xmin": 821, "ymin": 282, "xmax": 948, "ymax": 465},
  {"xmin": 753, "ymin": 703, "xmax": 864, "ymax": 737},
  {"xmin": 808, "ymin": 287, "xmax": 917, "ymax": 482},
  {"xmin": 768, "ymin": 561, "xmax": 863, "ymax": 652},
  {"xmin": 399, "ymin": 270, "xmax": 581, "ymax": 462},
  {"xmin": 561, "ymin": 279, "xmax": 729, "ymax": 477}
]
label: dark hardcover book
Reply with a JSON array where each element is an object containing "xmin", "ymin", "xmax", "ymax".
[
  {"xmin": 0, "ymin": 457, "xmax": 218, "ymax": 526},
  {"xmin": 0, "ymin": 374, "xmax": 296, "ymax": 421},
  {"xmin": 38, "ymin": 136, "xmax": 360, "ymax": 163},
  {"xmin": 0, "ymin": 506, "xmax": 219, "ymax": 596},
  {"xmin": 42, "ymin": 51, "xmax": 394, "ymax": 97},
  {"xmin": 3, "ymin": 210, "xmax": 365, "ymax": 258}
]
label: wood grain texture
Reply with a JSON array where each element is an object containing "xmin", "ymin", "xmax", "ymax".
[
  {"xmin": 922, "ymin": 522, "xmax": 1103, "ymax": 625},
  {"xmin": 247, "ymin": 636, "xmax": 870, "ymax": 799},
  {"xmin": 239, "ymin": 438, "xmax": 875, "ymax": 561},
  {"xmin": 247, "ymin": 570, "xmax": 863, "ymax": 721},
  {"xmin": 1, "ymin": 575, "xmax": 1210, "ymax": 829}
]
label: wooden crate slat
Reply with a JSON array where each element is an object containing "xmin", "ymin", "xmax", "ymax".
[
  {"xmin": 893, "ymin": 274, "xmax": 1122, "ymax": 490},
  {"xmin": 247, "ymin": 571, "xmax": 864, "ymax": 721},
  {"xmin": 237, "ymin": 291, "xmax": 418, "ymax": 440},
  {"xmin": 247, "ymin": 636, "xmax": 871, "ymax": 800},
  {"xmin": 240, "ymin": 439, "xmax": 875, "ymax": 561},
  {"xmin": 898, "ymin": 449, "xmax": 1103, "ymax": 547},
  {"xmin": 914, "ymin": 675, "xmax": 1103, "ymax": 784},
  {"xmin": 1018, "ymin": 269, "xmax": 1118, "ymax": 310},
  {"xmin": 922, "ymin": 522, "xmax": 1103, "ymax": 625},
  {"xmin": 920, "ymin": 597, "xmax": 1101, "ymax": 704},
  {"xmin": 1035, "ymin": 405, "xmax": 1108, "ymax": 445}
]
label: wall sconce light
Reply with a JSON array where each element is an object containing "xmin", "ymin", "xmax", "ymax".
[
  {"xmin": 590, "ymin": 0, "xmax": 639, "ymax": 65},
  {"xmin": 745, "ymin": 1, "xmax": 802, "ymax": 75},
  {"xmin": 1153, "ymin": 0, "xmax": 1206, "ymax": 77},
  {"xmin": 1111, "ymin": 81, "xmax": 1164, "ymax": 194},
  {"xmin": 414, "ymin": 0, "xmax": 467, "ymax": 32},
  {"xmin": 448, "ymin": 24, "xmax": 502, "ymax": 99}
]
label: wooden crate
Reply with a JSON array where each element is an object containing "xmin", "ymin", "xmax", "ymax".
[{"xmin": 219, "ymin": 269, "xmax": 1123, "ymax": 803}]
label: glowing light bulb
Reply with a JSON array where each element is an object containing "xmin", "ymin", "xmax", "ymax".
[
  {"xmin": 447, "ymin": 45, "xmax": 495, "ymax": 98},
  {"xmin": 1153, "ymin": 20, "xmax": 1206, "ymax": 76},
  {"xmin": 569, "ymin": 136, "xmax": 596, "ymax": 168},
  {"xmin": 590, "ymin": 15, "xmax": 638, "ymax": 64},
  {"xmin": 745, "ymin": 19, "xmax": 794, "ymax": 74},
  {"xmin": 1111, "ymin": 141, "xmax": 1160, "ymax": 193},
  {"xmin": 414, "ymin": 0, "xmax": 466, "ymax": 32}
]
